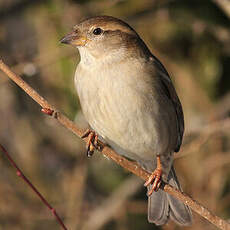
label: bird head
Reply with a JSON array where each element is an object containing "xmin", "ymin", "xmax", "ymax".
[{"xmin": 60, "ymin": 16, "xmax": 150, "ymax": 60}]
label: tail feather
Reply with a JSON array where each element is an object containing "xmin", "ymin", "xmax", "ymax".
[
  {"xmin": 148, "ymin": 188, "xmax": 169, "ymax": 225},
  {"xmin": 167, "ymin": 167, "xmax": 192, "ymax": 225},
  {"xmin": 148, "ymin": 166, "xmax": 192, "ymax": 226}
]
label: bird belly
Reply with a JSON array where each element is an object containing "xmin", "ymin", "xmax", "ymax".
[{"xmin": 75, "ymin": 64, "xmax": 176, "ymax": 161}]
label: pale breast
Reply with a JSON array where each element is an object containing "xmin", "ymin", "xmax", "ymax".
[{"xmin": 75, "ymin": 59, "xmax": 177, "ymax": 161}]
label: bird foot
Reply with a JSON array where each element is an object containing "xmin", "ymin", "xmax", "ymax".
[
  {"xmin": 81, "ymin": 129, "xmax": 99, "ymax": 157},
  {"xmin": 144, "ymin": 168, "xmax": 162, "ymax": 195}
]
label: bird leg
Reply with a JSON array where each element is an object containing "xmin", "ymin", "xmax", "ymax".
[
  {"xmin": 144, "ymin": 155, "xmax": 162, "ymax": 195},
  {"xmin": 81, "ymin": 129, "xmax": 99, "ymax": 157}
]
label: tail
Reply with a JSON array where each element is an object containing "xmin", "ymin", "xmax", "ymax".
[{"xmin": 148, "ymin": 166, "xmax": 192, "ymax": 225}]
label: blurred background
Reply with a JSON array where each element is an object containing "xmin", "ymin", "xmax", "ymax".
[{"xmin": 0, "ymin": 0, "xmax": 230, "ymax": 229}]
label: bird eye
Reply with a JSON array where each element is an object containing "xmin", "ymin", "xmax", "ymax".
[{"xmin": 93, "ymin": 28, "xmax": 103, "ymax": 35}]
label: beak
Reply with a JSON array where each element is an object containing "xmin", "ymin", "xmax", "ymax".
[{"xmin": 60, "ymin": 30, "xmax": 87, "ymax": 46}]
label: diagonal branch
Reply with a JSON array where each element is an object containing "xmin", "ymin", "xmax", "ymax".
[
  {"xmin": 0, "ymin": 59, "xmax": 230, "ymax": 230},
  {"xmin": 212, "ymin": 0, "xmax": 230, "ymax": 19},
  {"xmin": 0, "ymin": 144, "xmax": 68, "ymax": 230}
]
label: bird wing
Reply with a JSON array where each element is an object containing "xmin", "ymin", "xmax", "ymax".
[{"xmin": 151, "ymin": 55, "xmax": 184, "ymax": 152}]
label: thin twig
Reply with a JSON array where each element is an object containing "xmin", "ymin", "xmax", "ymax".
[
  {"xmin": 0, "ymin": 144, "xmax": 68, "ymax": 230},
  {"xmin": 212, "ymin": 0, "xmax": 230, "ymax": 19},
  {"xmin": 0, "ymin": 59, "xmax": 230, "ymax": 230}
]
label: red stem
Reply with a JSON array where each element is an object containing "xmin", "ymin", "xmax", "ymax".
[{"xmin": 0, "ymin": 144, "xmax": 68, "ymax": 230}]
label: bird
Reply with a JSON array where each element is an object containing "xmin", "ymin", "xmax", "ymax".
[{"xmin": 60, "ymin": 15, "xmax": 192, "ymax": 226}]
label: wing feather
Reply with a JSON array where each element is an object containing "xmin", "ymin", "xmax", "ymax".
[{"xmin": 151, "ymin": 55, "xmax": 184, "ymax": 152}]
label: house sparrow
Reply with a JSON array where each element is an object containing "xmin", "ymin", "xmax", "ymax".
[{"xmin": 60, "ymin": 15, "xmax": 192, "ymax": 226}]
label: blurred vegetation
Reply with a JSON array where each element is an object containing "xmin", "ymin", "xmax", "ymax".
[{"xmin": 0, "ymin": 0, "xmax": 230, "ymax": 230}]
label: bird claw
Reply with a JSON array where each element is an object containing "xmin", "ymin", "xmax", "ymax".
[
  {"xmin": 144, "ymin": 168, "xmax": 162, "ymax": 195},
  {"xmin": 81, "ymin": 129, "xmax": 99, "ymax": 157}
]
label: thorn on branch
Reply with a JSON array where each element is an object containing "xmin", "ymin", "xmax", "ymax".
[{"xmin": 41, "ymin": 108, "xmax": 59, "ymax": 118}]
